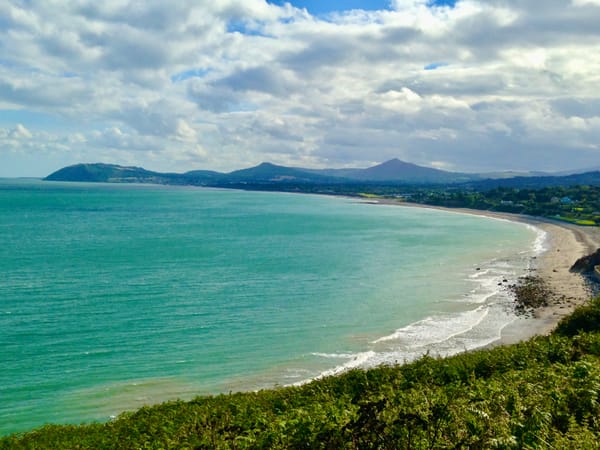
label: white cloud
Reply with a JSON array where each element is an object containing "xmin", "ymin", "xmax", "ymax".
[
  {"xmin": 9, "ymin": 124, "xmax": 33, "ymax": 139},
  {"xmin": 0, "ymin": 0, "xmax": 600, "ymax": 176},
  {"xmin": 572, "ymin": 0, "xmax": 600, "ymax": 6},
  {"xmin": 174, "ymin": 119, "xmax": 198, "ymax": 142}
]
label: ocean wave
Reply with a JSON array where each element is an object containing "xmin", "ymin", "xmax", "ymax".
[
  {"xmin": 372, "ymin": 306, "xmax": 489, "ymax": 345},
  {"xmin": 525, "ymin": 223, "xmax": 548, "ymax": 255},
  {"xmin": 469, "ymin": 268, "xmax": 491, "ymax": 279},
  {"xmin": 311, "ymin": 352, "xmax": 356, "ymax": 359},
  {"xmin": 304, "ymin": 303, "xmax": 515, "ymax": 382},
  {"xmin": 315, "ymin": 351, "xmax": 377, "ymax": 378},
  {"xmin": 292, "ymin": 351, "xmax": 378, "ymax": 385},
  {"xmin": 465, "ymin": 265, "xmax": 511, "ymax": 304}
]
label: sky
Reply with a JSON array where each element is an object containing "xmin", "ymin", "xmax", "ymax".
[{"xmin": 1, "ymin": 0, "xmax": 600, "ymax": 177}]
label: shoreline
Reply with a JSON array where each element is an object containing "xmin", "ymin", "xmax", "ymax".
[
  {"xmin": 364, "ymin": 199, "xmax": 600, "ymax": 345},
  {"xmin": 499, "ymin": 218, "xmax": 599, "ymax": 344}
]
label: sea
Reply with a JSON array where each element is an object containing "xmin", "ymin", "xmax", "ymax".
[{"xmin": 0, "ymin": 179, "xmax": 545, "ymax": 435}]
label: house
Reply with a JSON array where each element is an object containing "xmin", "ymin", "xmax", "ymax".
[{"xmin": 560, "ymin": 196, "xmax": 573, "ymax": 204}]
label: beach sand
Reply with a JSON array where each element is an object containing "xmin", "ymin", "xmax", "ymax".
[{"xmin": 367, "ymin": 199, "xmax": 600, "ymax": 345}]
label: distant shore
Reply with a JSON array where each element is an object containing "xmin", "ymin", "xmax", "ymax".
[{"xmin": 363, "ymin": 198, "xmax": 600, "ymax": 345}]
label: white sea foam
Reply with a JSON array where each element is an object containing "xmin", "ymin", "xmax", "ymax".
[
  {"xmin": 311, "ymin": 352, "xmax": 357, "ymax": 359},
  {"xmin": 465, "ymin": 262, "xmax": 514, "ymax": 304},
  {"xmin": 308, "ymin": 302, "xmax": 516, "ymax": 380},
  {"xmin": 524, "ymin": 223, "xmax": 548, "ymax": 255},
  {"xmin": 372, "ymin": 306, "xmax": 489, "ymax": 345},
  {"xmin": 314, "ymin": 351, "xmax": 377, "ymax": 378},
  {"xmin": 467, "ymin": 283, "xmax": 500, "ymax": 304},
  {"xmin": 469, "ymin": 269, "xmax": 491, "ymax": 279},
  {"xmin": 291, "ymin": 352, "xmax": 378, "ymax": 386}
]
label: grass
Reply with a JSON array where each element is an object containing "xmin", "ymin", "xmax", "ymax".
[
  {"xmin": 357, "ymin": 193, "xmax": 382, "ymax": 199},
  {"xmin": 574, "ymin": 220, "xmax": 597, "ymax": 226}
]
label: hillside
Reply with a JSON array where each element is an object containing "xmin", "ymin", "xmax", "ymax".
[
  {"xmin": 4, "ymin": 298, "xmax": 600, "ymax": 448},
  {"xmin": 44, "ymin": 163, "xmax": 181, "ymax": 184},
  {"xmin": 467, "ymin": 171, "xmax": 600, "ymax": 190},
  {"xmin": 224, "ymin": 162, "xmax": 339, "ymax": 183}
]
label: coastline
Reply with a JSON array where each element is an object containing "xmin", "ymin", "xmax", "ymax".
[
  {"xmin": 365, "ymin": 199, "xmax": 600, "ymax": 345},
  {"xmin": 499, "ymin": 218, "xmax": 599, "ymax": 344}
]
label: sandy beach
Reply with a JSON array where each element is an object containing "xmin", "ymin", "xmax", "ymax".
[{"xmin": 367, "ymin": 199, "xmax": 600, "ymax": 344}]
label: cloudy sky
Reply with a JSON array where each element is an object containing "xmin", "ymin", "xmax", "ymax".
[{"xmin": 1, "ymin": 0, "xmax": 600, "ymax": 177}]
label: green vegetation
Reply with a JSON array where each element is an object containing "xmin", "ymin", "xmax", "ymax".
[
  {"xmin": 405, "ymin": 185, "xmax": 600, "ymax": 226},
  {"xmin": 4, "ymin": 298, "xmax": 600, "ymax": 449},
  {"xmin": 357, "ymin": 193, "xmax": 381, "ymax": 199},
  {"xmin": 209, "ymin": 182, "xmax": 600, "ymax": 227}
]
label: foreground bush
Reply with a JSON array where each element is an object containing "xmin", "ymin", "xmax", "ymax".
[
  {"xmin": 555, "ymin": 297, "xmax": 600, "ymax": 337},
  {"xmin": 3, "ymin": 298, "xmax": 600, "ymax": 449}
]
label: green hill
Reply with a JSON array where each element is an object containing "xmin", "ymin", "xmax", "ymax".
[
  {"xmin": 44, "ymin": 163, "xmax": 182, "ymax": 184},
  {"xmin": 4, "ymin": 298, "xmax": 600, "ymax": 449},
  {"xmin": 225, "ymin": 162, "xmax": 339, "ymax": 183}
]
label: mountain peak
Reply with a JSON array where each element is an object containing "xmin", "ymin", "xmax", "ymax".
[
  {"xmin": 372, "ymin": 158, "xmax": 417, "ymax": 169},
  {"xmin": 354, "ymin": 158, "xmax": 452, "ymax": 182}
]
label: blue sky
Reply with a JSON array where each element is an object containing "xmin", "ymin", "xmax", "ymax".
[
  {"xmin": 1, "ymin": 0, "xmax": 600, "ymax": 177},
  {"xmin": 267, "ymin": 1, "xmax": 392, "ymax": 14},
  {"xmin": 267, "ymin": 0, "xmax": 456, "ymax": 15}
]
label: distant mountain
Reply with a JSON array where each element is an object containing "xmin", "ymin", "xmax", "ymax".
[
  {"xmin": 478, "ymin": 170, "xmax": 550, "ymax": 179},
  {"xmin": 556, "ymin": 166, "xmax": 600, "ymax": 176},
  {"xmin": 44, "ymin": 160, "xmax": 600, "ymax": 189},
  {"xmin": 343, "ymin": 158, "xmax": 478, "ymax": 183},
  {"xmin": 467, "ymin": 171, "xmax": 600, "ymax": 190},
  {"xmin": 225, "ymin": 162, "xmax": 338, "ymax": 183},
  {"xmin": 181, "ymin": 169, "xmax": 225, "ymax": 184},
  {"xmin": 304, "ymin": 158, "xmax": 480, "ymax": 183}
]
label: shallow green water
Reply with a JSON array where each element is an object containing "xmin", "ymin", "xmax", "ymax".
[{"xmin": 0, "ymin": 180, "xmax": 540, "ymax": 434}]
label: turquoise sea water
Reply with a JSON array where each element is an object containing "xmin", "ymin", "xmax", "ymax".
[{"xmin": 0, "ymin": 180, "xmax": 542, "ymax": 435}]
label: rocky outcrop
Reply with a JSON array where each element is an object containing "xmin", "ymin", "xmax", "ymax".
[
  {"xmin": 508, "ymin": 275, "xmax": 553, "ymax": 315},
  {"xmin": 570, "ymin": 248, "xmax": 600, "ymax": 273}
]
